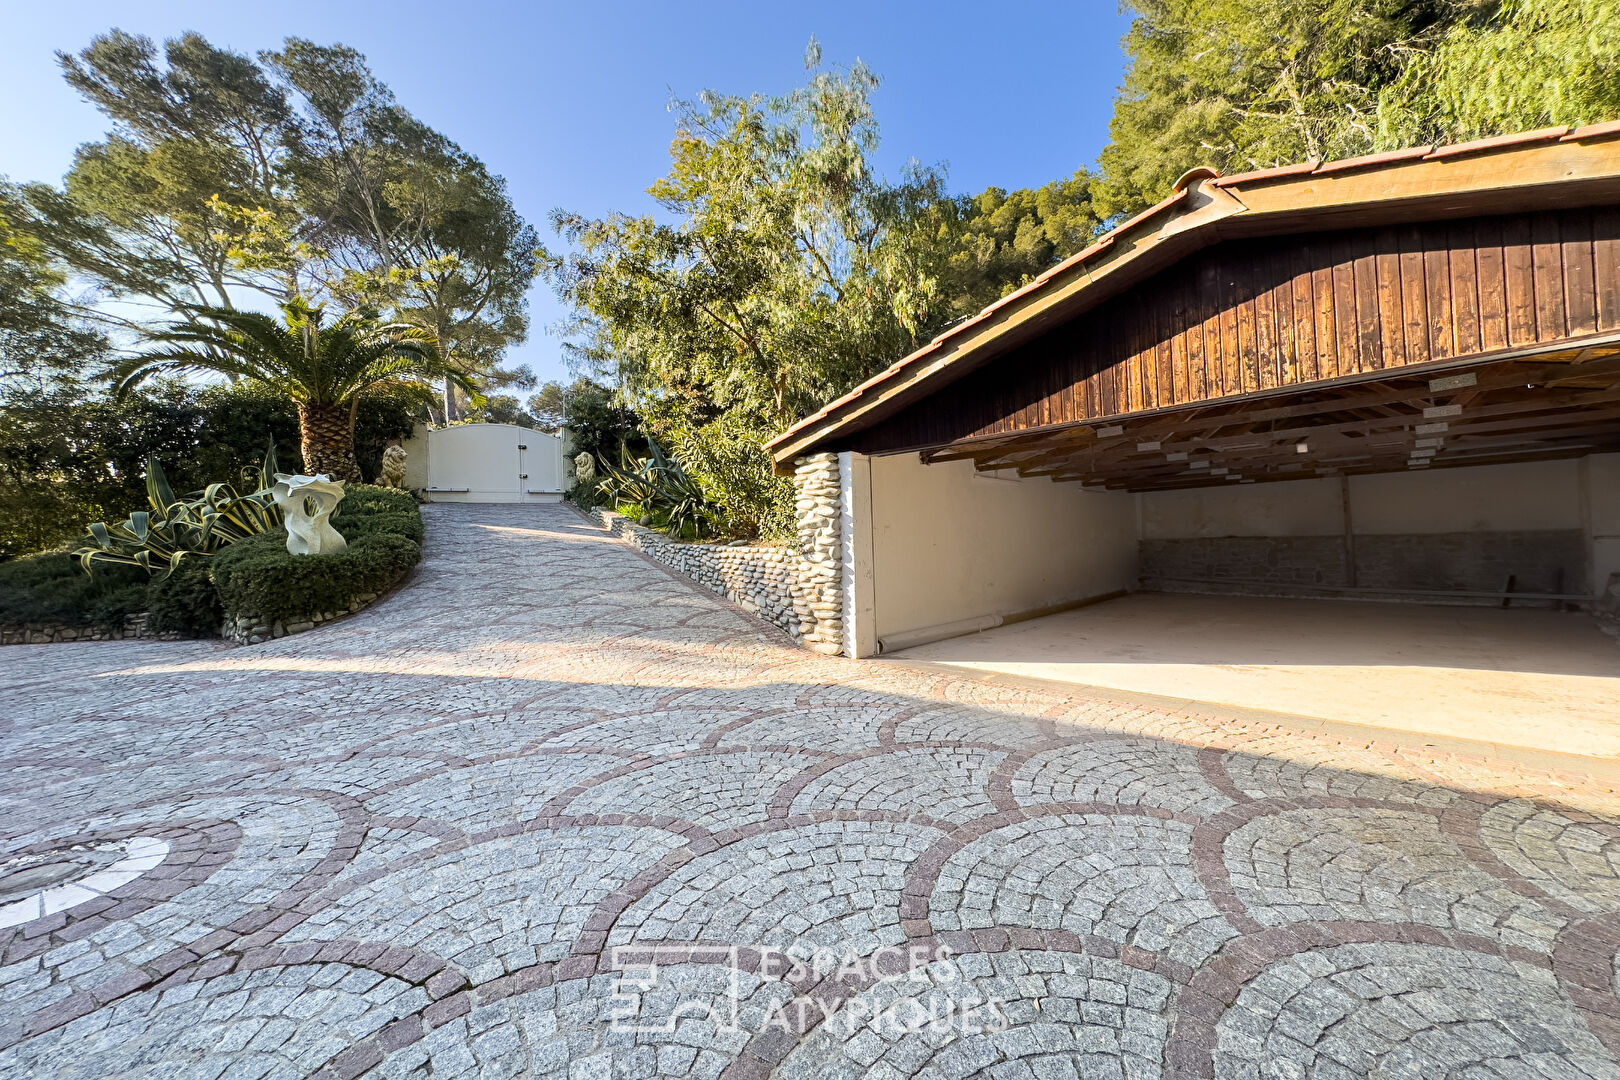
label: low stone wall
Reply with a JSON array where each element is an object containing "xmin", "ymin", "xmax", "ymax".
[
  {"xmin": 588, "ymin": 451, "xmax": 847, "ymax": 655},
  {"xmin": 1, "ymin": 613, "xmax": 179, "ymax": 646},
  {"xmin": 224, "ymin": 592, "xmax": 382, "ymax": 646},
  {"xmin": 593, "ymin": 510, "xmax": 815, "ymax": 642}
]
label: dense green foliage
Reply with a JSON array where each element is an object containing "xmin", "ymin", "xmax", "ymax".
[
  {"xmin": 0, "ymin": 551, "xmax": 148, "ymax": 632},
  {"xmin": 211, "ymin": 484, "xmax": 422, "ymax": 623},
  {"xmin": 1378, "ymin": 0, "xmax": 1620, "ymax": 146},
  {"xmin": 1096, "ymin": 0, "xmax": 1620, "ymax": 216},
  {"xmin": 145, "ymin": 558, "xmax": 224, "ymax": 637},
  {"xmin": 557, "ymin": 380, "xmax": 642, "ymax": 465},
  {"xmin": 671, "ymin": 414, "xmax": 795, "ymax": 541},
  {"xmin": 934, "ymin": 172, "xmax": 1103, "ymax": 318},
  {"xmin": 0, "ymin": 379, "xmax": 420, "ymax": 560}
]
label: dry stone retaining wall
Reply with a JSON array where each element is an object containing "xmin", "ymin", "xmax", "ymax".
[
  {"xmin": 224, "ymin": 592, "xmax": 382, "ymax": 646},
  {"xmin": 0, "ymin": 613, "xmax": 176, "ymax": 646},
  {"xmin": 590, "ymin": 452, "xmax": 846, "ymax": 655}
]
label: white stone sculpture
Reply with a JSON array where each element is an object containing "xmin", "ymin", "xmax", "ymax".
[
  {"xmin": 574, "ymin": 451, "xmax": 596, "ymax": 485},
  {"xmin": 377, "ymin": 444, "xmax": 408, "ymax": 489},
  {"xmin": 272, "ymin": 473, "xmax": 348, "ymax": 556}
]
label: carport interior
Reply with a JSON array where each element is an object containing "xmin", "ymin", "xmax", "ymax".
[
  {"xmin": 924, "ymin": 344, "xmax": 1620, "ymax": 603},
  {"xmin": 773, "ymin": 135, "xmax": 1620, "ymax": 744}
]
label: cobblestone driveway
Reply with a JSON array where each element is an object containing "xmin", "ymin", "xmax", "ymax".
[{"xmin": 5, "ymin": 504, "xmax": 1620, "ymax": 1079}]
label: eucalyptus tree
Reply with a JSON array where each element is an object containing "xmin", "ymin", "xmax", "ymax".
[{"xmin": 547, "ymin": 42, "xmax": 948, "ymax": 436}]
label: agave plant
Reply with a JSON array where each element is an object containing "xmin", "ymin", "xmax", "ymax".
[
  {"xmin": 597, "ymin": 439, "xmax": 719, "ymax": 541},
  {"xmin": 75, "ymin": 446, "xmax": 285, "ymax": 576}
]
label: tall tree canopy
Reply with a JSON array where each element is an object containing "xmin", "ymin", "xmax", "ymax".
[
  {"xmin": 548, "ymin": 43, "xmax": 949, "ymax": 434},
  {"xmin": 1097, "ymin": 0, "xmax": 1620, "ymax": 217},
  {"xmin": 18, "ymin": 30, "xmax": 537, "ymax": 417},
  {"xmin": 1377, "ymin": 0, "xmax": 1620, "ymax": 145},
  {"xmin": 934, "ymin": 171, "xmax": 1103, "ymax": 318},
  {"xmin": 1096, "ymin": 0, "xmax": 1457, "ymax": 217}
]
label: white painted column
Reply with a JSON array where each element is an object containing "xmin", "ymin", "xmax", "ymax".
[
  {"xmin": 1585, "ymin": 452, "xmax": 1620, "ymax": 598},
  {"xmin": 838, "ymin": 451, "xmax": 878, "ymax": 658}
]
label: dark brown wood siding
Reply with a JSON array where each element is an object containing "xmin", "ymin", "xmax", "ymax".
[{"xmin": 850, "ymin": 206, "xmax": 1620, "ymax": 455}]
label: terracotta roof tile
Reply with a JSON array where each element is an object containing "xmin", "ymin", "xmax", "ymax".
[
  {"xmin": 1424, "ymin": 126, "xmax": 1569, "ymax": 159},
  {"xmin": 1213, "ymin": 160, "xmax": 1320, "ymax": 187},
  {"xmin": 1037, "ymin": 233, "xmax": 1117, "ymax": 284},
  {"xmin": 1564, "ymin": 120, "xmax": 1620, "ymax": 142},
  {"xmin": 1312, "ymin": 146, "xmax": 1433, "ymax": 175}
]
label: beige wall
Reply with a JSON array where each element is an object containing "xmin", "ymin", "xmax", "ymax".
[
  {"xmin": 1142, "ymin": 477, "xmax": 1343, "ymax": 538},
  {"xmin": 1143, "ymin": 458, "xmax": 1587, "ymax": 539},
  {"xmin": 866, "ymin": 454, "xmax": 1138, "ymax": 646},
  {"xmin": 1351, "ymin": 459, "xmax": 1582, "ymax": 534},
  {"xmin": 1139, "ymin": 455, "xmax": 1614, "ymax": 594}
]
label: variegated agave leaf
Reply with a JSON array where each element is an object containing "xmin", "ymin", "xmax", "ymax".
[{"xmin": 73, "ymin": 443, "xmax": 288, "ymax": 576}]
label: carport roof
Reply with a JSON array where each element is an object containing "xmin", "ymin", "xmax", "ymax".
[{"xmin": 767, "ymin": 123, "xmax": 1620, "ymax": 471}]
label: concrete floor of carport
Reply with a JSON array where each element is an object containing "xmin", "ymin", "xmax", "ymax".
[{"xmin": 889, "ymin": 591, "xmax": 1620, "ymax": 761}]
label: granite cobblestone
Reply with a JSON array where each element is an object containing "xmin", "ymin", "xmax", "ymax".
[{"xmin": 2, "ymin": 504, "xmax": 1619, "ymax": 1077}]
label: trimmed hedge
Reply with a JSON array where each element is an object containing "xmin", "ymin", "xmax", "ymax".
[
  {"xmin": 334, "ymin": 485, "xmax": 419, "ymax": 518},
  {"xmin": 146, "ymin": 558, "xmax": 225, "ymax": 638},
  {"xmin": 1, "ymin": 482, "xmax": 423, "ymax": 640},
  {"xmin": 0, "ymin": 551, "xmax": 150, "ymax": 631},
  {"xmin": 210, "ymin": 484, "xmax": 422, "ymax": 625}
]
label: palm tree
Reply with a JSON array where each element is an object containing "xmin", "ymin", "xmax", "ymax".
[{"xmin": 109, "ymin": 299, "xmax": 478, "ymax": 482}]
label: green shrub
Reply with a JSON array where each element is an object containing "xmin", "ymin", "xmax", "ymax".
[
  {"xmin": 333, "ymin": 484, "xmax": 420, "ymax": 518},
  {"xmin": 673, "ymin": 415, "xmax": 795, "ymax": 541},
  {"xmin": 210, "ymin": 487, "xmax": 424, "ymax": 626},
  {"xmin": 333, "ymin": 510, "xmax": 425, "ymax": 545},
  {"xmin": 212, "ymin": 530, "xmax": 421, "ymax": 624},
  {"xmin": 145, "ymin": 559, "xmax": 224, "ymax": 638},
  {"xmin": 2, "ymin": 479, "xmax": 423, "ymax": 638},
  {"xmin": 0, "ymin": 551, "xmax": 148, "ymax": 631}
]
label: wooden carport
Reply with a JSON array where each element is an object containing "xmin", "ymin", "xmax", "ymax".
[{"xmin": 769, "ymin": 125, "xmax": 1620, "ymax": 492}]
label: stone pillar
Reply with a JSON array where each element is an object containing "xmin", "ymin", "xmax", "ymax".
[{"xmin": 793, "ymin": 453, "xmax": 844, "ymax": 655}]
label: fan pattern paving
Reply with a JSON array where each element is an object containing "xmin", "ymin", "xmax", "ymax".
[{"xmin": 3, "ymin": 504, "xmax": 1620, "ymax": 1079}]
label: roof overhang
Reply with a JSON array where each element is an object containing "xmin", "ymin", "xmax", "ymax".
[{"xmin": 767, "ymin": 123, "xmax": 1620, "ymax": 472}]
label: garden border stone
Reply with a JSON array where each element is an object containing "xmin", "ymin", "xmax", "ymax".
[{"xmin": 0, "ymin": 612, "xmax": 181, "ymax": 646}]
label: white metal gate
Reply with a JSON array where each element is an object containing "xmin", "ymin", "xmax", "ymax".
[{"xmin": 424, "ymin": 423, "xmax": 565, "ymax": 503}]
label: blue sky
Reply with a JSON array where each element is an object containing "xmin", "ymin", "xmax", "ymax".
[{"xmin": 0, "ymin": 0, "xmax": 1133, "ymax": 387}]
